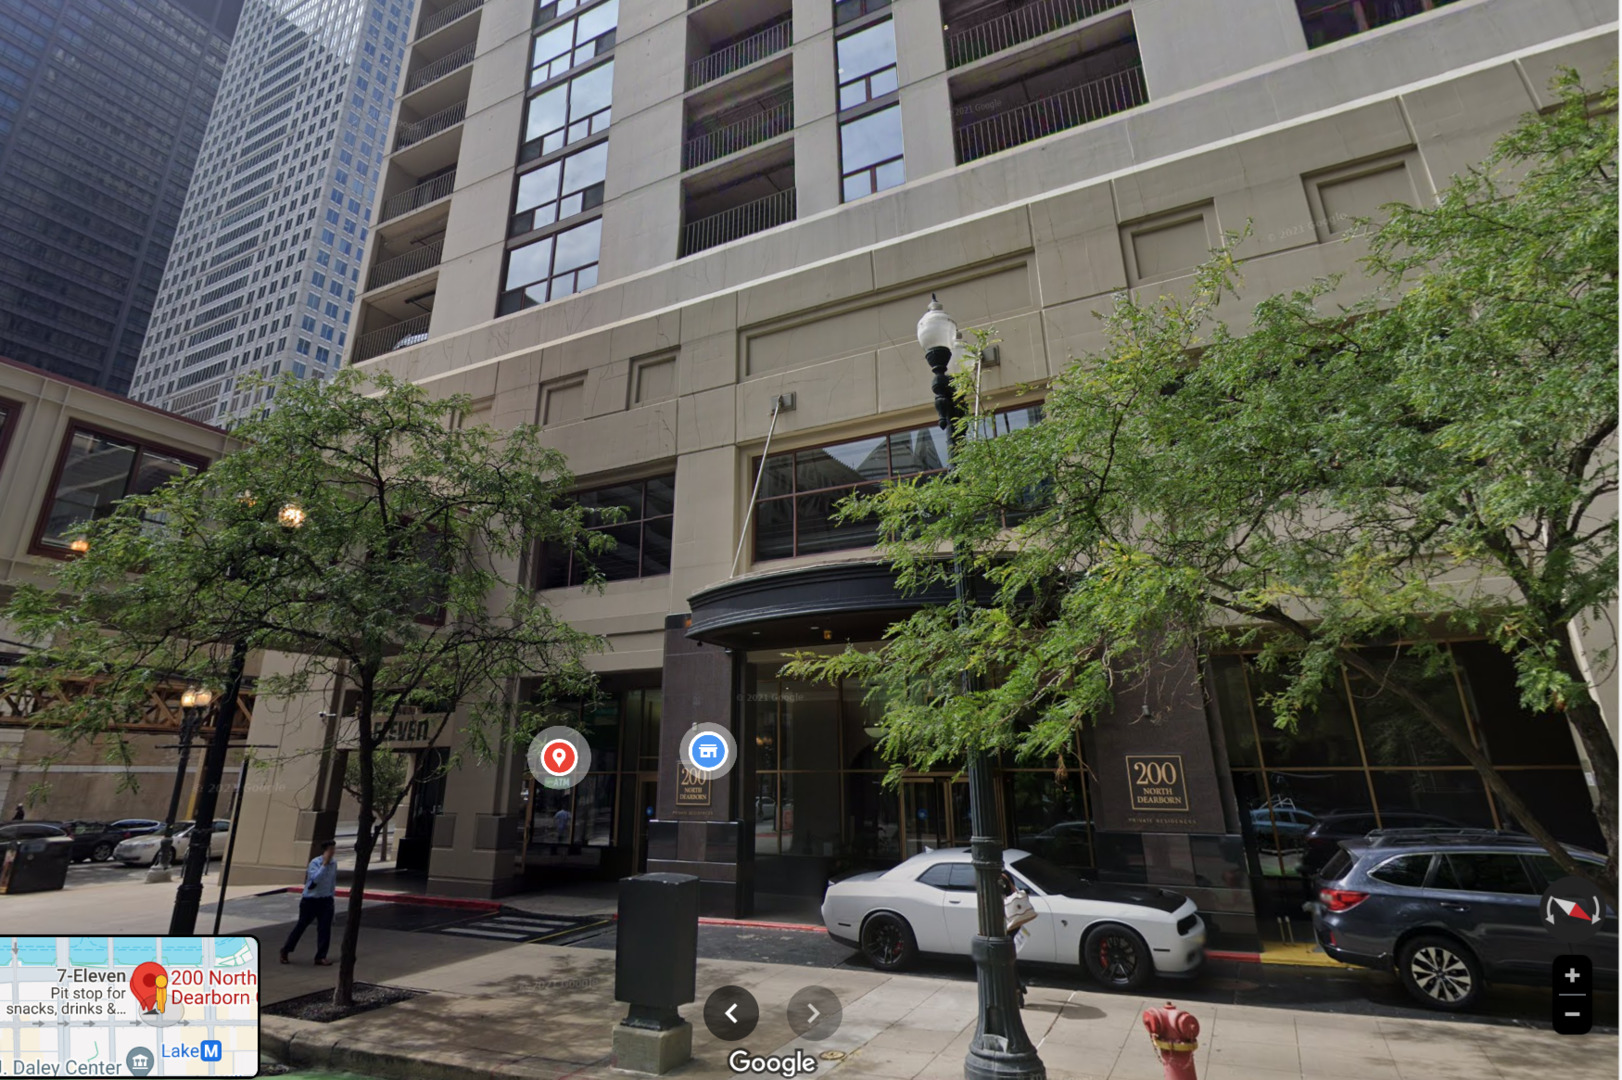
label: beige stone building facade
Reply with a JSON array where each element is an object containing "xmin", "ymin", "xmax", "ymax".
[
  {"xmin": 226, "ymin": 0, "xmax": 1615, "ymax": 943},
  {"xmin": 0, "ymin": 358, "xmax": 245, "ymax": 828}
]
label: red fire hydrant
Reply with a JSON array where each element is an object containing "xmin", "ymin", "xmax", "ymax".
[{"xmin": 1142, "ymin": 1001, "xmax": 1200, "ymax": 1080}]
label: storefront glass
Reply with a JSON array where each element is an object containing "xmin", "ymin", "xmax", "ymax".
[{"xmin": 1212, "ymin": 640, "xmax": 1602, "ymax": 897}]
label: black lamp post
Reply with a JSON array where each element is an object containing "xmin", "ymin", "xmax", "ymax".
[
  {"xmin": 168, "ymin": 500, "xmax": 306, "ymax": 935},
  {"xmin": 147, "ymin": 687, "xmax": 212, "ymax": 883},
  {"xmin": 915, "ymin": 295, "xmax": 1045, "ymax": 1080}
]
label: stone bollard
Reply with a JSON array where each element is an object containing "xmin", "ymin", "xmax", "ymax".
[{"xmin": 611, "ymin": 872, "xmax": 699, "ymax": 1074}]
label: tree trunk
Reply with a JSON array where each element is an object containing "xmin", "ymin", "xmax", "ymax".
[
  {"xmin": 1336, "ymin": 647, "xmax": 1619, "ymax": 908},
  {"xmin": 1550, "ymin": 631, "xmax": 1620, "ymax": 898},
  {"xmin": 334, "ymin": 677, "xmax": 377, "ymax": 1009}
]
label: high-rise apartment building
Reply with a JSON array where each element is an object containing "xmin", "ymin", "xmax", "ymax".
[
  {"xmin": 231, "ymin": 0, "xmax": 1614, "ymax": 917},
  {"xmin": 128, "ymin": 0, "xmax": 414, "ymax": 422},
  {"xmin": 0, "ymin": 0, "xmax": 241, "ymax": 393}
]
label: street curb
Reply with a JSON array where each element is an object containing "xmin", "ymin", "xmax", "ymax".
[
  {"xmin": 698, "ymin": 916, "xmax": 825, "ymax": 933},
  {"xmin": 279, "ymin": 886, "xmax": 503, "ymax": 912},
  {"xmin": 1205, "ymin": 949, "xmax": 1263, "ymax": 963}
]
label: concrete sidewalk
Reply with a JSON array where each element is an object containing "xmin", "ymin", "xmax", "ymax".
[{"xmin": 260, "ymin": 930, "xmax": 1619, "ymax": 1080}]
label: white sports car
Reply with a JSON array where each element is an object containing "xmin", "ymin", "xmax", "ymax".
[{"xmin": 821, "ymin": 848, "xmax": 1205, "ymax": 989}]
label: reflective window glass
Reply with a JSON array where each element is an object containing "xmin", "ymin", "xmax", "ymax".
[
  {"xmin": 39, "ymin": 429, "xmax": 204, "ymax": 550},
  {"xmin": 522, "ymin": 60, "xmax": 614, "ymax": 161},
  {"xmin": 538, "ymin": 473, "xmax": 676, "ymax": 587},
  {"xmin": 530, "ymin": 0, "xmax": 617, "ymax": 86},
  {"xmin": 836, "ymin": 20, "xmax": 897, "ymax": 110},
  {"xmin": 840, "ymin": 104, "xmax": 904, "ymax": 201},
  {"xmin": 512, "ymin": 141, "xmax": 608, "ymax": 235},
  {"xmin": 499, "ymin": 217, "xmax": 602, "ymax": 313}
]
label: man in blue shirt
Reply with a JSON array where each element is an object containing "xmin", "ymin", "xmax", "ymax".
[{"xmin": 280, "ymin": 840, "xmax": 338, "ymax": 965}]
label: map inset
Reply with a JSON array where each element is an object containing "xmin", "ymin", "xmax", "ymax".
[{"xmin": 1, "ymin": 936, "xmax": 259, "ymax": 1076}]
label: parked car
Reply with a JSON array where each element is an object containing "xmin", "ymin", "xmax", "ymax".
[
  {"xmin": 108, "ymin": 818, "xmax": 164, "ymax": 837},
  {"xmin": 821, "ymin": 847, "xmax": 1205, "ymax": 990},
  {"xmin": 113, "ymin": 820, "xmax": 232, "ymax": 867},
  {"xmin": 1251, "ymin": 805, "xmax": 1318, "ymax": 848},
  {"xmin": 1299, "ymin": 811, "xmax": 1463, "ymax": 878},
  {"xmin": 0, "ymin": 822, "xmax": 68, "ymax": 844},
  {"xmin": 59, "ymin": 821, "xmax": 117, "ymax": 862},
  {"xmin": 1311, "ymin": 829, "xmax": 1616, "ymax": 1010}
]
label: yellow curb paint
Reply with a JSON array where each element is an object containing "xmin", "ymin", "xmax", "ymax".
[{"xmin": 1257, "ymin": 941, "xmax": 1344, "ymax": 968}]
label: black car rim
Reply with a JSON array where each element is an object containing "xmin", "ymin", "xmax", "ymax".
[
  {"xmin": 864, "ymin": 919, "xmax": 903, "ymax": 965},
  {"xmin": 1097, "ymin": 932, "xmax": 1140, "ymax": 983},
  {"xmin": 1410, "ymin": 946, "xmax": 1473, "ymax": 1003}
]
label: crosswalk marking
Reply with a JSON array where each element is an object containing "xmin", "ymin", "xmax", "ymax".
[{"xmin": 433, "ymin": 911, "xmax": 608, "ymax": 943}]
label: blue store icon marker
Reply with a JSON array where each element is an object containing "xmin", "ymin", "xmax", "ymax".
[{"xmin": 690, "ymin": 732, "xmax": 728, "ymax": 771}]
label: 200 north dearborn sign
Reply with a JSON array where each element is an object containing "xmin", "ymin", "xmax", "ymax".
[{"xmin": 1125, "ymin": 754, "xmax": 1190, "ymax": 812}]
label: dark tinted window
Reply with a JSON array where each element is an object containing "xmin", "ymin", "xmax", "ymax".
[
  {"xmin": 917, "ymin": 864, "xmax": 953, "ymax": 889},
  {"xmin": 1008, "ymin": 854, "xmax": 1084, "ymax": 896},
  {"xmin": 1319, "ymin": 848, "xmax": 1356, "ymax": 882},
  {"xmin": 946, "ymin": 864, "xmax": 977, "ymax": 891},
  {"xmin": 1368, "ymin": 854, "xmax": 1431, "ymax": 887},
  {"xmin": 1527, "ymin": 855, "xmax": 1607, "ymax": 891},
  {"xmin": 1433, "ymin": 853, "xmax": 1537, "ymax": 894}
]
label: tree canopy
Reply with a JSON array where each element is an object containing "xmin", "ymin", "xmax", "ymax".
[{"xmin": 785, "ymin": 75, "xmax": 1618, "ymax": 900}]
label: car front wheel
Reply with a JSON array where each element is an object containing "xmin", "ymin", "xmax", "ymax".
[
  {"xmin": 860, "ymin": 912, "xmax": 918, "ymax": 972},
  {"xmin": 1082, "ymin": 924, "xmax": 1152, "ymax": 991},
  {"xmin": 91, "ymin": 842, "xmax": 113, "ymax": 862},
  {"xmin": 1398, "ymin": 935, "xmax": 1482, "ymax": 1011}
]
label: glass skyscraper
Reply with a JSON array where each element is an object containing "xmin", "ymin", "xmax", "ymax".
[
  {"xmin": 0, "ymin": 0, "xmax": 241, "ymax": 393},
  {"xmin": 129, "ymin": 0, "xmax": 411, "ymax": 422}
]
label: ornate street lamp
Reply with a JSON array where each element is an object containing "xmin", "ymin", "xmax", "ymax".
[
  {"xmin": 915, "ymin": 295, "xmax": 1045, "ymax": 1080},
  {"xmin": 169, "ymin": 501, "xmax": 307, "ymax": 933},
  {"xmin": 148, "ymin": 687, "xmax": 214, "ymax": 883}
]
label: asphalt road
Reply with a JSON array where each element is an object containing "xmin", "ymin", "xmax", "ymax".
[{"xmin": 204, "ymin": 891, "xmax": 1618, "ymax": 1034}]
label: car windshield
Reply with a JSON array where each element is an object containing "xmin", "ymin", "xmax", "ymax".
[{"xmin": 1007, "ymin": 854, "xmax": 1086, "ymax": 896}]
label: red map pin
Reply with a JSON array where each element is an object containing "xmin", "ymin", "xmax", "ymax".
[
  {"xmin": 130, "ymin": 962, "xmax": 167, "ymax": 1013},
  {"xmin": 540, "ymin": 738, "xmax": 577, "ymax": 776}
]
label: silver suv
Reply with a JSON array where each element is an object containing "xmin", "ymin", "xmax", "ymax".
[{"xmin": 1310, "ymin": 829, "xmax": 1615, "ymax": 1010}]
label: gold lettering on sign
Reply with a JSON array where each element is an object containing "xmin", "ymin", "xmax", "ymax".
[
  {"xmin": 1125, "ymin": 754, "xmax": 1191, "ymax": 813},
  {"xmin": 675, "ymin": 764, "xmax": 711, "ymax": 807}
]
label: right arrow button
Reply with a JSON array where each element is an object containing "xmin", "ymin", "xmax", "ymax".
[{"xmin": 787, "ymin": 986, "xmax": 842, "ymax": 1041}]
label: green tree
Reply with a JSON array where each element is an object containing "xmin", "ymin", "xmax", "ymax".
[
  {"xmin": 343, "ymin": 746, "xmax": 410, "ymax": 860},
  {"xmin": 4, "ymin": 369, "xmax": 603, "ymax": 1005},
  {"xmin": 786, "ymin": 76, "xmax": 1618, "ymax": 902}
]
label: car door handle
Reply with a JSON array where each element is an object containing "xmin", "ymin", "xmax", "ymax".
[
  {"xmin": 1440, "ymin": 902, "xmax": 1469, "ymax": 912},
  {"xmin": 947, "ymin": 899, "xmax": 963, "ymax": 905}
]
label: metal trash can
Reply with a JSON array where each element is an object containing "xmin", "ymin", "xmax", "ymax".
[
  {"xmin": 0, "ymin": 835, "xmax": 73, "ymax": 894},
  {"xmin": 611, "ymin": 873, "xmax": 699, "ymax": 1075}
]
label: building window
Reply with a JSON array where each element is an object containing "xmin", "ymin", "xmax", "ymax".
[
  {"xmin": 499, "ymin": 217, "xmax": 603, "ymax": 313},
  {"xmin": 35, "ymin": 427, "xmax": 206, "ymax": 553},
  {"xmin": 834, "ymin": 0, "xmax": 889, "ymax": 27},
  {"xmin": 521, "ymin": 60, "xmax": 614, "ymax": 163},
  {"xmin": 531, "ymin": 0, "xmax": 617, "ymax": 86},
  {"xmin": 840, "ymin": 104, "xmax": 905, "ymax": 202},
  {"xmin": 836, "ymin": 19, "xmax": 897, "ymax": 110},
  {"xmin": 753, "ymin": 405, "xmax": 1041, "ymax": 560},
  {"xmin": 0, "ymin": 398, "xmax": 18, "ymax": 478},
  {"xmin": 511, "ymin": 140, "xmax": 609, "ymax": 237},
  {"xmin": 1296, "ymin": 0, "xmax": 1459, "ymax": 47},
  {"xmin": 538, "ymin": 473, "xmax": 675, "ymax": 587}
]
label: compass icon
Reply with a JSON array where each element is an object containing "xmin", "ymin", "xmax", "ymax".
[{"xmin": 1541, "ymin": 875, "xmax": 1606, "ymax": 944}]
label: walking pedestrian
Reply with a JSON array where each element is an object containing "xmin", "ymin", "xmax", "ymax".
[
  {"xmin": 10, "ymin": 804, "xmax": 22, "ymax": 821},
  {"xmin": 280, "ymin": 840, "xmax": 338, "ymax": 966}
]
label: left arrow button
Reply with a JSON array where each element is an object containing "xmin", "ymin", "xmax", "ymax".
[{"xmin": 702, "ymin": 985, "xmax": 759, "ymax": 1041}]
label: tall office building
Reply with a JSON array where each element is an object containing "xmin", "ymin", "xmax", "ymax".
[
  {"xmin": 0, "ymin": 0, "xmax": 241, "ymax": 394},
  {"xmin": 231, "ymin": 0, "xmax": 1613, "ymax": 914},
  {"xmin": 128, "ymin": 0, "xmax": 413, "ymax": 422}
]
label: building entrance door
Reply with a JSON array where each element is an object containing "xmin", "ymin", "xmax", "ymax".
[
  {"xmin": 633, "ymin": 776, "xmax": 657, "ymax": 872},
  {"xmin": 900, "ymin": 777, "xmax": 974, "ymax": 856}
]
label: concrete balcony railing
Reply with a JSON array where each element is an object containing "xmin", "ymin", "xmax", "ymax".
[
  {"xmin": 394, "ymin": 102, "xmax": 466, "ymax": 150},
  {"xmin": 954, "ymin": 64, "xmax": 1146, "ymax": 164},
  {"xmin": 681, "ymin": 186, "xmax": 795, "ymax": 257},
  {"xmin": 417, "ymin": 0, "xmax": 483, "ymax": 38},
  {"xmin": 406, "ymin": 42, "xmax": 474, "ymax": 92},
  {"xmin": 687, "ymin": 20, "xmax": 791, "ymax": 90},
  {"xmin": 354, "ymin": 313, "xmax": 432, "ymax": 363},
  {"xmin": 378, "ymin": 170, "xmax": 457, "ymax": 223},
  {"xmin": 945, "ymin": 0, "xmax": 1127, "ymax": 68},
  {"xmin": 367, "ymin": 240, "xmax": 444, "ymax": 290},
  {"xmin": 683, "ymin": 100, "xmax": 792, "ymax": 170}
]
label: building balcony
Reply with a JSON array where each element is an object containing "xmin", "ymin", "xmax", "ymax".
[
  {"xmin": 406, "ymin": 41, "xmax": 475, "ymax": 94},
  {"xmin": 683, "ymin": 90, "xmax": 792, "ymax": 171},
  {"xmin": 681, "ymin": 149, "xmax": 795, "ymax": 257},
  {"xmin": 417, "ymin": 0, "xmax": 483, "ymax": 40},
  {"xmin": 367, "ymin": 238, "xmax": 444, "ymax": 291},
  {"xmin": 952, "ymin": 46, "xmax": 1146, "ymax": 164},
  {"xmin": 377, "ymin": 168, "xmax": 457, "ymax": 227},
  {"xmin": 354, "ymin": 312, "xmax": 432, "ymax": 363},
  {"xmin": 394, "ymin": 101, "xmax": 466, "ymax": 152},
  {"xmin": 687, "ymin": 17, "xmax": 792, "ymax": 91},
  {"xmin": 944, "ymin": 0, "xmax": 1128, "ymax": 68}
]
